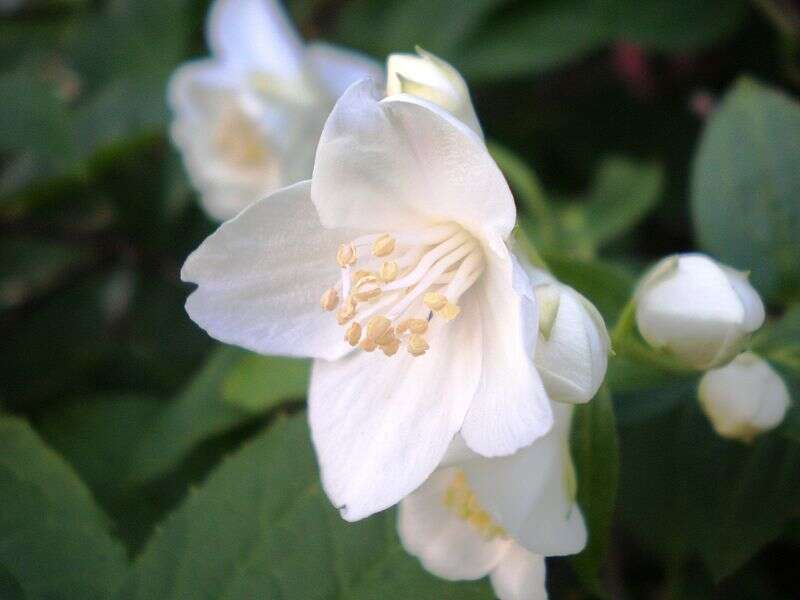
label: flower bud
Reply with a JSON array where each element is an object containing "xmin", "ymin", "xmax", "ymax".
[
  {"xmin": 386, "ymin": 47, "xmax": 483, "ymax": 138},
  {"xmin": 533, "ymin": 279, "xmax": 610, "ymax": 404},
  {"xmin": 635, "ymin": 253, "xmax": 765, "ymax": 370},
  {"xmin": 698, "ymin": 352, "xmax": 791, "ymax": 443}
]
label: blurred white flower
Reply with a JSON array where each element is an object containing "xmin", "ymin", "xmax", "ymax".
[
  {"xmin": 698, "ymin": 352, "xmax": 791, "ymax": 443},
  {"xmin": 635, "ymin": 253, "xmax": 765, "ymax": 370},
  {"xmin": 168, "ymin": 0, "xmax": 382, "ymax": 221},
  {"xmin": 182, "ymin": 80, "xmax": 552, "ymax": 521},
  {"xmin": 527, "ymin": 269, "xmax": 609, "ymax": 404},
  {"xmin": 386, "ymin": 48, "xmax": 482, "ymax": 138},
  {"xmin": 399, "ymin": 403, "xmax": 585, "ymax": 600}
]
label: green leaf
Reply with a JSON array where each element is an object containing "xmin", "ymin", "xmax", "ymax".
[
  {"xmin": 222, "ymin": 354, "xmax": 310, "ymax": 413},
  {"xmin": 691, "ymin": 77, "xmax": 800, "ymax": 302},
  {"xmin": 752, "ymin": 305, "xmax": 800, "ymax": 377},
  {"xmin": 0, "ymin": 416, "xmax": 127, "ymax": 599},
  {"xmin": 576, "ymin": 157, "xmax": 663, "ymax": 249},
  {"xmin": 570, "ymin": 387, "xmax": 620, "ymax": 597},
  {"xmin": 116, "ymin": 415, "xmax": 494, "ymax": 599}
]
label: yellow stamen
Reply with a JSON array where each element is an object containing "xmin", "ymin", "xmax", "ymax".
[
  {"xmin": 371, "ymin": 234, "xmax": 396, "ymax": 257},
  {"xmin": 379, "ymin": 261, "xmax": 398, "ymax": 282},
  {"xmin": 380, "ymin": 337, "xmax": 400, "ymax": 357},
  {"xmin": 442, "ymin": 472, "xmax": 506, "ymax": 540},
  {"xmin": 345, "ymin": 322, "xmax": 362, "ymax": 346},
  {"xmin": 375, "ymin": 327, "xmax": 396, "ymax": 347},
  {"xmin": 366, "ymin": 315, "xmax": 392, "ymax": 341},
  {"xmin": 359, "ymin": 338, "xmax": 378, "ymax": 352},
  {"xmin": 407, "ymin": 318, "xmax": 429, "ymax": 334},
  {"xmin": 438, "ymin": 302, "xmax": 461, "ymax": 322},
  {"xmin": 320, "ymin": 288, "xmax": 339, "ymax": 311},
  {"xmin": 336, "ymin": 298, "xmax": 356, "ymax": 325},
  {"xmin": 423, "ymin": 292, "xmax": 447, "ymax": 311},
  {"xmin": 407, "ymin": 333, "xmax": 429, "ymax": 357},
  {"xmin": 337, "ymin": 243, "xmax": 356, "ymax": 267},
  {"xmin": 351, "ymin": 269, "xmax": 372, "ymax": 284}
]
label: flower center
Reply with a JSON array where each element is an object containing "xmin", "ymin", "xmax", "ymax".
[
  {"xmin": 213, "ymin": 105, "xmax": 271, "ymax": 170},
  {"xmin": 319, "ymin": 223, "xmax": 484, "ymax": 357},
  {"xmin": 442, "ymin": 471, "xmax": 506, "ymax": 540}
]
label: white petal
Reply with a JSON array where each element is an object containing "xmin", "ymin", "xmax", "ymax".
[
  {"xmin": 398, "ymin": 469, "xmax": 510, "ymax": 580},
  {"xmin": 305, "ymin": 42, "xmax": 383, "ymax": 99},
  {"xmin": 312, "ymin": 79, "xmax": 516, "ymax": 237},
  {"xmin": 490, "ymin": 546, "xmax": 548, "ymax": 600},
  {"xmin": 460, "ymin": 248, "xmax": 553, "ymax": 457},
  {"xmin": 722, "ymin": 267, "xmax": 765, "ymax": 332},
  {"xmin": 463, "ymin": 403, "xmax": 587, "ymax": 556},
  {"xmin": 181, "ymin": 181, "xmax": 359, "ymax": 360},
  {"xmin": 207, "ymin": 0, "xmax": 306, "ymax": 79},
  {"xmin": 308, "ymin": 294, "xmax": 483, "ymax": 521}
]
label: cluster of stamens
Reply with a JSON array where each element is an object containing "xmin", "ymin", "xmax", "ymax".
[
  {"xmin": 442, "ymin": 471, "xmax": 507, "ymax": 540},
  {"xmin": 319, "ymin": 223, "xmax": 484, "ymax": 358}
]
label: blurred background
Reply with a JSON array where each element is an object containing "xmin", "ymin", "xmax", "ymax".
[{"xmin": 1, "ymin": 1, "xmax": 799, "ymax": 598}]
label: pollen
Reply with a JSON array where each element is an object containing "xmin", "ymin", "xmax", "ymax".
[
  {"xmin": 322, "ymin": 224, "xmax": 484, "ymax": 358},
  {"xmin": 337, "ymin": 243, "xmax": 357, "ymax": 267},
  {"xmin": 443, "ymin": 471, "xmax": 506, "ymax": 540},
  {"xmin": 345, "ymin": 322, "xmax": 362, "ymax": 346},
  {"xmin": 371, "ymin": 234, "xmax": 396, "ymax": 257},
  {"xmin": 320, "ymin": 288, "xmax": 339, "ymax": 311}
]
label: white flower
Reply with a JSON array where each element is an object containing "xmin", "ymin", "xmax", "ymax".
[
  {"xmin": 635, "ymin": 253, "xmax": 765, "ymax": 370},
  {"xmin": 398, "ymin": 403, "xmax": 585, "ymax": 600},
  {"xmin": 386, "ymin": 48, "xmax": 482, "ymax": 138},
  {"xmin": 698, "ymin": 352, "xmax": 791, "ymax": 442},
  {"xmin": 527, "ymin": 268, "xmax": 609, "ymax": 404},
  {"xmin": 168, "ymin": 0, "xmax": 382, "ymax": 221},
  {"xmin": 181, "ymin": 80, "xmax": 553, "ymax": 521}
]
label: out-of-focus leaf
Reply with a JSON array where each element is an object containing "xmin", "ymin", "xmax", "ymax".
[
  {"xmin": 457, "ymin": 0, "xmax": 747, "ymax": 80},
  {"xmin": 115, "ymin": 415, "xmax": 494, "ymax": 600},
  {"xmin": 574, "ymin": 157, "xmax": 663, "ymax": 249},
  {"xmin": 222, "ymin": 354, "xmax": 309, "ymax": 413},
  {"xmin": 0, "ymin": 416, "xmax": 128, "ymax": 600},
  {"xmin": 618, "ymin": 397, "xmax": 800, "ymax": 582},
  {"xmin": 542, "ymin": 252, "xmax": 635, "ymax": 322},
  {"xmin": 691, "ymin": 78, "xmax": 800, "ymax": 302},
  {"xmin": 570, "ymin": 386, "xmax": 620, "ymax": 597},
  {"xmin": 127, "ymin": 345, "xmax": 256, "ymax": 484}
]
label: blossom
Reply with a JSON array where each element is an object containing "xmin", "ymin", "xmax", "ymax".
[
  {"xmin": 398, "ymin": 403, "xmax": 585, "ymax": 600},
  {"xmin": 386, "ymin": 48, "xmax": 482, "ymax": 138},
  {"xmin": 181, "ymin": 79, "xmax": 552, "ymax": 521},
  {"xmin": 635, "ymin": 253, "xmax": 765, "ymax": 370},
  {"xmin": 168, "ymin": 0, "xmax": 382, "ymax": 221},
  {"xmin": 698, "ymin": 352, "xmax": 791, "ymax": 442},
  {"xmin": 527, "ymin": 268, "xmax": 609, "ymax": 404}
]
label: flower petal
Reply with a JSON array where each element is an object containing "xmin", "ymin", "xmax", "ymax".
[
  {"xmin": 308, "ymin": 295, "xmax": 483, "ymax": 521},
  {"xmin": 460, "ymin": 249, "xmax": 553, "ymax": 457},
  {"xmin": 312, "ymin": 79, "xmax": 516, "ymax": 237},
  {"xmin": 463, "ymin": 404, "xmax": 587, "ymax": 556},
  {"xmin": 207, "ymin": 0, "xmax": 306, "ymax": 79},
  {"xmin": 181, "ymin": 181, "xmax": 359, "ymax": 361},
  {"xmin": 490, "ymin": 545, "xmax": 548, "ymax": 600},
  {"xmin": 305, "ymin": 42, "xmax": 384, "ymax": 99},
  {"xmin": 398, "ymin": 469, "xmax": 510, "ymax": 580}
]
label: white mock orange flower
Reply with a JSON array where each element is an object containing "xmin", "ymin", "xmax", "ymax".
[
  {"xmin": 399, "ymin": 403, "xmax": 585, "ymax": 600},
  {"xmin": 182, "ymin": 80, "xmax": 552, "ymax": 521},
  {"xmin": 168, "ymin": 0, "xmax": 382, "ymax": 221}
]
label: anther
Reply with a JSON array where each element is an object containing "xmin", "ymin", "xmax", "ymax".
[
  {"xmin": 366, "ymin": 315, "xmax": 392, "ymax": 341},
  {"xmin": 336, "ymin": 298, "xmax": 356, "ymax": 325},
  {"xmin": 438, "ymin": 302, "xmax": 461, "ymax": 322},
  {"xmin": 359, "ymin": 338, "xmax": 378, "ymax": 352},
  {"xmin": 345, "ymin": 322, "xmax": 362, "ymax": 346},
  {"xmin": 423, "ymin": 292, "xmax": 447, "ymax": 311},
  {"xmin": 375, "ymin": 327, "xmax": 396, "ymax": 347},
  {"xmin": 379, "ymin": 261, "xmax": 398, "ymax": 282},
  {"xmin": 337, "ymin": 243, "xmax": 356, "ymax": 267},
  {"xmin": 381, "ymin": 337, "xmax": 400, "ymax": 356},
  {"xmin": 320, "ymin": 288, "xmax": 339, "ymax": 311},
  {"xmin": 371, "ymin": 234, "xmax": 396, "ymax": 257},
  {"xmin": 408, "ymin": 334, "xmax": 429, "ymax": 357}
]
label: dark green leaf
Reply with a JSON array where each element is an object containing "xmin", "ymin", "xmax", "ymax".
[
  {"xmin": 0, "ymin": 416, "xmax": 127, "ymax": 600},
  {"xmin": 691, "ymin": 78, "xmax": 800, "ymax": 302},
  {"xmin": 222, "ymin": 354, "xmax": 309, "ymax": 413},
  {"xmin": 116, "ymin": 415, "xmax": 494, "ymax": 599},
  {"xmin": 570, "ymin": 387, "xmax": 620, "ymax": 597}
]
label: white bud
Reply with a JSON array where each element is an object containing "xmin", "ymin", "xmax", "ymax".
[
  {"xmin": 386, "ymin": 47, "xmax": 483, "ymax": 138},
  {"xmin": 698, "ymin": 352, "xmax": 791, "ymax": 443},
  {"xmin": 533, "ymin": 281, "xmax": 610, "ymax": 404},
  {"xmin": 635, "ymin": 253, "xmax": 765, "ymax": 370}
]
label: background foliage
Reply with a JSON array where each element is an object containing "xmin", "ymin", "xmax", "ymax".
[{"xmin": 1, "ymin": 0, "xmax": 799, "ymax": 598}]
